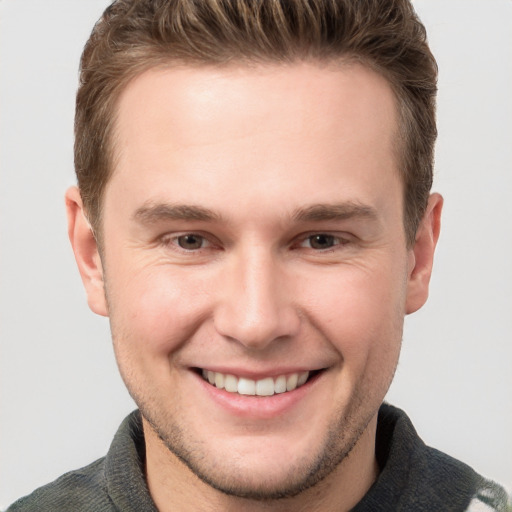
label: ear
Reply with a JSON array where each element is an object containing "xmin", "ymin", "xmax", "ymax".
[
  {"xmin": 405, "ymin": 193, "xmax": 443, "ymax": 315},
  {"xmin": 65, "ymin": 186, "xmax": 108, "ymax": 316}
]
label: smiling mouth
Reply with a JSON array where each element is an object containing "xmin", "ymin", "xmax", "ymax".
[{"xmin": 198, "ymin": 369, "xmax": 323, "ymax": 397}]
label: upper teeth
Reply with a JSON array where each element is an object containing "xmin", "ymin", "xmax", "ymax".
[{"xmin": 202, "ymin": 370, "xmax": 310, "ymax": 396}]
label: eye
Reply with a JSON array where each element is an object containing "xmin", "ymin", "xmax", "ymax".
[
  {"xmin": 298, "ymin": 233, "xmax": 349, "ymax": 251},
  {"xmin": 176, "ymin": 234, "xmax": 208, "ymax": 250},
  {"xmin": 308, "ymin": 234, "xmax": 336, "ymax": 249}
]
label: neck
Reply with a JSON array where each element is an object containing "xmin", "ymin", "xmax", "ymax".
[{"xmin": 144, "ymin": 415, "xmax": 379, "ymax": 512}]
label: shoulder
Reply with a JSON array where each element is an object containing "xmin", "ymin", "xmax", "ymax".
[
  {"xmin": 367, "ymin": 404, "xmax": 511, "ymax": 511},
  {"xmin": 7, "ymin": 411, "xmax": 154, "ymax": 512},
  {"xmin": 6, "ymin": 457, "xmax": 115, "ymax": 512},
  {"xmin": 419, "ymin": 447, "xmax": 511, "ymax": 512}
]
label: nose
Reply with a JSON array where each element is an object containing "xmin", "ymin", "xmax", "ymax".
[{"xmin": 213, "ymin": 248, "xmax": 300, "ymax": 350}]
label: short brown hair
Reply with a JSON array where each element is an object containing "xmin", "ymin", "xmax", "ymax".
[{"xmin": 75, "ymin": 0, "xmax": 437, "ymax": 246}]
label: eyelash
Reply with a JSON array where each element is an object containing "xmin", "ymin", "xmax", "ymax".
[
  {"xmin": 160, "ymin": 232, "xmax": 352, "ymax": 253},
  {"xmin": 160, "ymin": 233, "xmax": 215, "ymax": 252},
  {"xmin": 297, "ymin": 233, "xmax": 351, "ymax": 251}
]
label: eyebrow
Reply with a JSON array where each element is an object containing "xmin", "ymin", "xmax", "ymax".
[
  {"xmin": 292, "ymin": 202, "xmax": 379, "ymax": 223},
  {"xmin": 133, "ymin": 201, "xmax": 379, "ymax": 225},
  {"xmin": 133, "ymin": 203, "xmax": 222, "ymax": 224}
]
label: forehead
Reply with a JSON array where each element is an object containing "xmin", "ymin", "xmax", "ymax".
[
  {"xmin": 114, "ymin": 60, "xmax": 398, "ymax": 154},
  {"xmin": 106, "ymin": 61, "xmax": 400, "ymax": 222}
]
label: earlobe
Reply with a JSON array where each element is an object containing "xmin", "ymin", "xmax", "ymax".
[
  {"xmin": 405, "ymin": 193, "xmax": 443, "ymax": 315},
  {"xmin": 65, "ymin": 186, "xmax": 108, "ymax": 316}
]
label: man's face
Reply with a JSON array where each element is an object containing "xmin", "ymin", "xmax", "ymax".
[{"xmin": 76, "ymin": 62, "xmax": 433, "ymax": 498}]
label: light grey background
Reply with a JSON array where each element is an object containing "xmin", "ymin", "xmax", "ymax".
[{"xmin": 1, "ymin": 0, "xmax": 511, "ymax": 507}]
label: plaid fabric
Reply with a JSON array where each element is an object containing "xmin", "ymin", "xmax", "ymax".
[{"xmin": 466, "ymin": 481, "xmax": 512, "ymax": 512}]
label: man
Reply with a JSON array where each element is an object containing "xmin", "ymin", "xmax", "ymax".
[{"xmin": 7, "ymin": 0, "xmax": 510, "ymax": 510}]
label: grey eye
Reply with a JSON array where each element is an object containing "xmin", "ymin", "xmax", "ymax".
[
  {"xmin": 177, "ymin": 234, "xmax": 205, "ymax": 250},
  {"xmin": 308, "ymin": 234, "xmax": 336, "ymax": 249}
]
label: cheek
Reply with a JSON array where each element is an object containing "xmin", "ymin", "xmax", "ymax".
[
  {"xmin": 302, "ymin": 263, "xmax": 406, "ymax": 361},
  {"xmin": 106, "ymin": 265, "xmax": 214, "ymax": 355}
]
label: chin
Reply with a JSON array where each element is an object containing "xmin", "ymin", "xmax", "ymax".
[
  {"xmin": 167, "ymin": 442, "xmax": 348, "ymax": 501},
  {"xmin": 143, "ymin": 404, "xmax": 368, "ymax": 502}
]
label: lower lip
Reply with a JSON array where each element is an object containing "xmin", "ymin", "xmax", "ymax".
[{"xmin": 193, "ymin": 371, "xmax": 323, "ymax": 419}]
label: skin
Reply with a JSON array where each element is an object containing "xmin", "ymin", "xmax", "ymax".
[{"xmin": 66, "ymin": 62, "xmax": 442, "ymax": 512}]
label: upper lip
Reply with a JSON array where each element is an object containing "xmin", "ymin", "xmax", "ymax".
[{"xmin": 192, "ymin": 366, "xmax": 326, "ymax": 380}]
